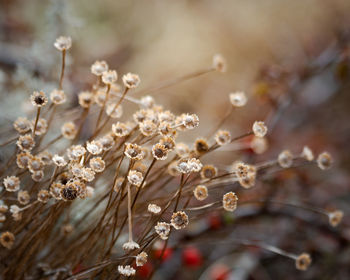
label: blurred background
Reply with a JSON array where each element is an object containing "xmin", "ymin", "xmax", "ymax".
[{"xmin": 1, "ymin": 0, "xmax": 350, "ymax": 279}]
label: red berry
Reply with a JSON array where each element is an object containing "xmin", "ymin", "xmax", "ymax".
[
  {"xmin": 210, "ymin": 264, "xmax": 230, "ymax": 280},
  {"xmin": 137, "ymin": 262, "xmax": 153, "ymax": 278},
  {"xmin": 182, "ymin": 247, "xmax": 202, "ymax": 268},
  {"xmin": 208, "ymin": 214, "xmax": 222, "ymax": 230},
  {"xmin": 154, "ymin": 247, "xmax": 173, "ymax": 262}
]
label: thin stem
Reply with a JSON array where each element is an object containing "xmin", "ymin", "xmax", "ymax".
[
  {"xmin": 95, "ymin": 84, "xmax": 111, "ymax": 130},
  {"xmin": 32, "ymin": 107, "xmax": 41, "ymax": 137},
  {"xmin": 59, "ymin": 49, "xmax": 66, "ymax": 90},
  {"xmin": 127, "ymin": 183, "xmax": 133, "ymax": 242}
]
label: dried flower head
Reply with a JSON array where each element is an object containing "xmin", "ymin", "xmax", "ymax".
[
  {"xmin": 152, "ymin": 143, "xmax": 168, "ymax": 160},
  {"xmin": 3, "ymin": 176, "xmax": 20, "ymax": 192},
  {"xmin": 17, "ymin": 134, "xmax": 35, "ymax": 151},
  {"xmin": 99, "ymin": 135, "xmax": 115, "ymax": 151},
  {"xmin": 102, "ymin": 70, "xmax": 118, "ymax": 84},
  {"xmin": 158, "ymin": 121, "xmax": 176, "ymax": 137},
  {"xmin": 122, "ymin": 240, "xmax": 140, "ymax": 251},
  {"xmin": 0, "ymin": 214, "xmax": 5, "ymax": 223},
  {"xmin": 31, "ymin": 118, "xmax": 48, "ymax": 135},
  {"xmin": 301, "ymin": 146, "xmax": 314, "ymax": 161},
  {"xmin": 155, "ymin": 222, "xmax": 171, "ymax": 240},
  {"xmin": 213, "ymin": 54, "xmax": 226, "ymax": 72},
  {"xmin": 250, "ymin": 136, "xmax": 268, "ymax": 154},
  {"xmin": 31, "ymin": 170, "xmax": 44, "ymax": 182},
  {"xmin": 50, "ymin": 183, "xmax": 64, "ymax": 200},
  {"xmin": 78, "ymin": 91, "xmax": 94, "ymax": 108},
  {"xmin": 86, "ymin": 140, "xmax": 103, "ymax": 155},
  {"xmin": 0, "ymin": 201, "xmax": 8, "ymax": 213},
  {"xmin": 54, "ymin": 36, "xmax": 72, "ymax": 51},
  {"xmin": 37, "ymin": 190, "xmax": 50, "ymax": 203},
  {"xmin": 52, "ymin": 154, "xmax": 67, "ymax": 167},
  {"xmin": 38, "ymin": 150, "xmax": 52, "ymax": 165},
  {"xmin": 67, "ymin": 145, "xmax": 86, "ymax": 161},
  {"xmin": 159, "ymin": 136, "xmax": 176, "ymax": 151},
  {"xmin": 215, "ymin": 130, "xmax": 231, "ymax": 146},
  {"xmin": 28, "ymin": 156, "xmax": 44, "ymax": 173},
  {"xmin": 193, "ymin": 185, "xmax": 208, "ymax": 201},
  {"xmin": 295, "ymin": 253, "xmax": 312, "ymax": 271},
  {"xmin": 182, "ymin": 113, "xmax": 199, "ymax": 130},
  {"xmin": 127, "ymin": 170, "xmax": 143, "ymax": 187},
  {"xmin": 136, "ymin": 252, "xmax": 148, "ymax": 266},
  {"xmin": 61, "ymin": 122, "xmax": 77, "ymax": 140},
  {"xmin": 200, "ymin": 164, "xmax": 218, "ymax": 179},
  {"xmin": 278, "ymin": 150, "xmax": 293, "ymax": 168},
  {"xmin": 81, "ymin": 168, "xmax": 95, "ymax": 182},
  {"xmin": 0, "ymin": 231, "xmax": 15, "ymax": 249},
  {"xmin": 317, "ymin": 152, "xmax": 332, "ymax": 170},
  {"xmin": 148, "ymin": 203, "xmax": 161, "ymax": 214},
  {"xmin": 175, "ymin": 143, "xmax": 190, "ymax": 157},
  {"xmin": 124, "ymin": 143, "xmax": 144, "ymax": 160},
  {"xmin": 14, "ymin": 117, "xmax": 31, "ymax": 134},
  {"xmin": 31, "ymin": 91, "xmax": 48, "ymax": 107},
  {"xmin": 223, "ymin": 192, "xmax": 238, "ymax": 212},
  {"xmin": 194, "ymin": 138, "xmax": 209, "ymax": 155},
  {"xmin": 118, "ymin": 265, "xmax": 136, "ymax": 277},
  {"xmin": 252, "ymin": 121, "xmax": 267, "ymax": 138},
  {"xmin": 122, "ymin": 72, "xmax": 140, "ymax": 88},
  {"xmin": 16, "ymin": 151, "xmax": 32, "ymax": 169},
  {"xmin": 112, "ymin": 122, "xmax": 131, "ymax": 137},
  {"xmin": 17, "ymin": 190, "xmax": 30, "ymax": 205},
  {"xmin": 140, "ymin": 95, "xmax": 155, "ymax": 108},
  {"xmin": 139, "ymin": 119, "xmax": 157, "ymax": 136},
  {"xmin": 106, "ymin": 103, "xmax": 123, "ymax": 118},
  {"xmin": 171, "ymin": 211, "xmax": 189, "ymax": 230},
  {"xmin": 328, "ymin": 210, "xmax": 343, "ymax": 227},
  {"xmin": 89, "ymin": 157, "xmax": 105, "ymax": 173},
  {"xmin": 229, "ymin": 91, "xmax": 247, "ymax": 107},
  {"xmin": 50, "ymin": 89, "xmax": 66, "ymax": 105},
  {"xmin": 61, "ymin": 183, "xmax": 79, "ymax": 201},
  {"xmin": 91, "ymin": 60, "xmax": 108, "ymax": 76}
]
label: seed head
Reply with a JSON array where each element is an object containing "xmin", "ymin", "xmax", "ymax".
[
  {"xmin": 182, "ymin": 113, "xmax": 199, "ymax": 130},
  {"xmin": 278, "ymin": 150, "xmax": 293, "ymax": 168},
  {"xmin": 31, "ymin": 91, "xmax": 48, "ymax": 107},
  {"xmin": 155, "ymin": 222, "xmax": 171, "ymax": 240},
  {"xmin": 14, "ymin": 117, "xmax": 31, "ymax": 134},
  {"xmin": 193, "ymin": 185, "xmax": 208, "ymax": 201},
  {"xmin": 229, "ymin": 91, "xmax": 247, "ymax": 107},
  {"xmin": 152, "ymin": 143, "xmax": 168, "ymax": 160},
  {"xmin": 67, "ymin": 145, "xmax": 86, "ymax": 161},
  {"xmin": 223, "ymin": 192, "xmax": 238, "ymax": 212},
  {"xmin": 215, "ymin": 130, "xmax": 231, "ymax": 146},
  {"xmin": 50, "ymin": 183, "xmax": 64, "ymax": 200},
  {"xmin": 127, "ymin": 170, "xmax": 143, "ymax": 187},
  {"xmin": 317, "ymin": 152, "xmax": 332, "ymax": 170},
  {"xmin": 252, "ymin": 121, "xmax": 267, "ymax": 138},
  {"xmin": 124, "ymin": 143, "xmax": 144, "ymax": 160},
  {"xmin": 0, "ymin": 201, "xmax": 8, "ymax": 213},
  {"xmin": 136, "ymin": 252, "xmax": 148, "ymax": 266},
  {"xmin": 175, "ymin": 143, "xmax": 190, "ymax": 157},
  {"xmin": 78, "ymin": 91, "xmax": 94, "ymax": 108},
  {"xmin": 171, "ymin": 211, "xmax": 189, "ymax": 230},
  {"xmin": 112, "ymin": 122, "xmax": 131, "ymax": 137},
  {"xmin": 301, "ymin": 146, "xmax": 314, "ymax": 161},
  {"xmin": 86, "ymin": 140, "xmax": 103, "ymax": 155},
  {"xmin": 194, "ymin": 138, "xmax": 209, "ymax": 155},
  {"xmin": 3, "ymin": 176, "xmax": 20, "ymax": 192},
  {"xmin": 17, "ymin": 190, "xmax": 30, "ymax": 205},
  {"xmin": 295, "ymin": 253, "xmax": 312, "ymax": 271},
  {"xmin": 16, "ymin": 151, "xmax": 32, "ymax": 169},
  {"xmin": 122, "ymin": 240, "xmax": 140, "ymax": 251},
  {"xmin": 99, "ymin": 135, "xmax": 115, "ymax": 151},
  {"xmin": 148, "ymin": 203, "xmax": 161, "ymax": 214},
  {"xmin": 122, "ymin": 72, "xmax": 140, "ymax": 88},
  {"xmin": 37, "ymin": 190, "xmax": 50, "ymax": 203},
  {"xmin": 212, "ymin": 54, "xmax": 226, "ymax": 72},
  {"xmin": 0, "ymin": 231, "xmax": 15, "ymax": 249},
  {"xmin": 61, "ymin": 184, "xmax": 78, "ymax": 201},
  {"xmin": 139, "ymin": 119, "xmax": 157, "ymax": 136},
  {"xmin": 328, "ymin": 210, "xmax": 343, "ymax": 227},
  {"xmin": 50, "ymin": 89, "xmax": 66, "ymax": 105},
  {"xmin": 61, "ymin": 122, "xmax": 77, "ymax": 140},
  {"xmin": 102, "ymin": 70, "xmax": 118, "ymax": 85},
  {"xmin": 52, "ymin": 154, "xmax": 67, "ymax": 167},
  {"xmin": 28, "ymin": 156, "xmax": 44, "ymax": 173},
  {"xmin": 89, "ymin": 157, "xmax": 105, "ymax": 173},
  {"xmin": 17, "ymin": 134, "xmax": 35, "ymax": 151},
  {"xmin": 250, "ymin": 136, "xmax": 268, "ymax": 154},
  {"xmin": 91, "ymin": 60, "xmax": 108, "ymax": 76},
  {"xmin": 31, "ymin": 118, "xmax": 48, "ymax": 135},
  {"xmin": 159, "ymin": 136, "xmax": 176, "ymax": 151},
  {"xmin": 140, "ymin": 95, "xmax": 155, "ymax": 108},
  {"xmin": 200, "ymin": 164, "xmax": 218, "ymax": 179},
  {"xmin": 54, "ymin": 36, "xmax": 72, "ymax": 51},
  {"xmin": 118, "ymin": 265, "xmax": 136, "ymax": 277}
]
